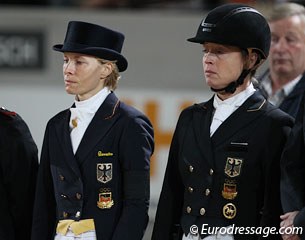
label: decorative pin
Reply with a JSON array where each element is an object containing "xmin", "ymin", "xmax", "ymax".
[
  {"xmin": 71, "ymin": 118, "xmax": 78, "ymax": 128},
  {"xmin": 97, "ymin": 163, "xmax": 113, "ymax": 183},
  {"xmin": 222, "ymin": 182, "xmax": 238, "ymax": 200},
  {"xmin": 97, "ymin": 188, "xmax": 114, "ymax": 209},
  {"xmin": 224, "ymin": 157, "xmax": 243, "ymax": 178},
  {"xmin": 223, "ymin": 203, "xmax": 237, "ymax": 219}
]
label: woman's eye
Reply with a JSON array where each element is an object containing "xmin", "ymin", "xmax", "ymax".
[
  {"xmin": 215, "ymin": 48, "xmax": 226, "ymax": 54},
  {"xmin": 76, "ymin": 61, "xmax": 84, "ymax": 65}
]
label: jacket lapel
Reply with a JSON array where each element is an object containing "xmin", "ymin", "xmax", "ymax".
[
  {"xmin": 211, "ymin": 91, "xmax": 266, "ymax": 146},
  {"xmin": 55, "ymin": 109, "xmax": 81, "ymax": 177},
  {"xmin": 192, "ymin": 98, "xmax": 215, "ymax": 168},
  {"xmin": 75, "ymin": 92, "xmax": 120, "ymax": 163}
]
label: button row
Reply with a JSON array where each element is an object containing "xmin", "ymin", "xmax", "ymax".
[
  {"xmin": 60, "ymin": 193, "xmax": 82, "ymax": 200},
  {"xmin": 187, "ymin": 187, "xmax": 210, "ymax": 196},
  {"xmin": 188, "ymin": 166, "xmax": 214, "ymax": 176},
  {"xmin": 62, "ymin": 211, "xmax": 81, "ymax": 219},
  {"xmin": 186, "ymin": 206, "xmax": 206, "ymax": 215}
]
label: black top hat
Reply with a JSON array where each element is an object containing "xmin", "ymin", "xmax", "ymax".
[{"xmin": 53, "ymin": 21, "xmax": 128, "ymax": 72}]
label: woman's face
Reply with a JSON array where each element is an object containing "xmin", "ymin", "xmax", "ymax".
[
  {"xmin": 202, "ymin": 42, "xmax": 244, "ymax": 90},
  {"xmin": 63, "ymin": 52, "xmax": 107, "ymax": 101}
]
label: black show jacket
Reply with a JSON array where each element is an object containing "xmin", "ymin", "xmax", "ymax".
[
  {"xmin": 152, "ymin": 91, "xmax": 293, "ymax": 240},
  {"xmin": 0, "ymin": 108, "xmax": 38, "ymax": 240},
  {"xmin": 31, "ymin": 93, "xmax": 154, "ymax": 240}
]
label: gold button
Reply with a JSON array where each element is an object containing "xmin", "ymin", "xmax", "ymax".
[
  {"xmin": 189, "ymin": 165, "xmax": 194, "ymax": 173},
  {"xmin": 209, "ymin": 169, "xmax": 214, "ymax": 175},
  {"xmin": 205, "ymin": 189, "xmax": 210, "ymax": 196},
  {"xmin": 76, "ymin": 193, "xmax": 82, "ymax": 200},
  {"xmin": 186, "ymin": 206, "xmax": 192, "ymax": 213},
  {"xmin": 63, "ymin": 211, "xmax": 68, "ymax": 219},
  {"xmin": 59, "ymin": 174, "xmax": 65, "ymax": 181},
  {"xmin": 188, "ymin": 187, "xmax": 194, "ymax": 193},
  {"xmin": 61, "ymin": 194, "xmax": 68, "ymax": 199},
  {"xmin": 200, "ymin": 208, "xmax": 206, "ymax": 215}
]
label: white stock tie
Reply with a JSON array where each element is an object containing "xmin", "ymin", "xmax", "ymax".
[
  {"xmin": 69, "ymin": 108, "xmax": 94, "ymax": 154},
  {"xmin": 210, "ymin": 102, "xmax": 236, "ymax": 137}
]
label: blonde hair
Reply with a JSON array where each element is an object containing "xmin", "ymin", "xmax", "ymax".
[{"xmin": 98, "ymin": 59, "xmax": 120, "ymax": 91}]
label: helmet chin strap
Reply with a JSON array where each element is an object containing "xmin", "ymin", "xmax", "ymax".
[{"xmin": 210, "ymin": 69, "xmax": 251, "ymax": 94}]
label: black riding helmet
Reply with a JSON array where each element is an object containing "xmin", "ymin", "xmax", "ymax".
[{"xmin": 188, "ymin": 4, "xmax": 271, "ymax": 93}]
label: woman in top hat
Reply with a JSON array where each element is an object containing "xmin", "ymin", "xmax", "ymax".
[
  {"xmin": 31, "ymin": 21, "xmax": 154, "ymax": 240},
  {"xmin": 152, "ymin": 4, "xmax": 293, "ymax": 240}
]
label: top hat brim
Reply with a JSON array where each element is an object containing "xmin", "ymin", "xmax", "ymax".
[{"xmin": 53, "ymin": 44, "xmax": 128, "ymax": 72}]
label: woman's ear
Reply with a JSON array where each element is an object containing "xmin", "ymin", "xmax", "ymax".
[
  {"xmin": 248, "ymin": 52, "xmax": 258, "ymax": 69},
  {"xmin": 100, "ymin": 62, "xmax": 113, "ymax": 79}
]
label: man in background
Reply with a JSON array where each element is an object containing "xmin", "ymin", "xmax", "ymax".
[{"xmin": 257, "ymin": 2, "xmax": 305, "ymax": 118}]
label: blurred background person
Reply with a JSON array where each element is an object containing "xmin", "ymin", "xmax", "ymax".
[
  {"xmin": 257, "ymin": 2, "xmax": 305, "ymax": 118},
  {"xmin": 280, "ymin": 94, "xmax": 305, "ymax": 240}
]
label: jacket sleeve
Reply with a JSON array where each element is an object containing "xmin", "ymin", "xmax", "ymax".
[
  {"xmin": 31, "ymin": 124, "xmax": 57, "ymax": 240},
  {"xmin": 151, "ymin": 112, "xmax": 187, "ymax": 240},
  {"xmin": 0, "ymin": 115, "xmax": 38, "ymax": 240},
  {"xmin": 0, "ymin": 174, "xmax": 14, "ymax": 240},
  {"xmin": 111, "ymin": 115, "xmax": 154, "ymax": 240},
  {"xmin": 281, "ymin": 98, "xmax": 305, "ymax": 239},
  {"xmin": 259, "ymin": 113, "xmax": 293, "ymax": 240},
  {"xmin": 281, "ymin": 121, "xmax": 305, "ymax": 212}
]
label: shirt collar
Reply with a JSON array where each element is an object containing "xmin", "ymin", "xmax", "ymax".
[
  {"xmin": 74, "ymin": 87, "xmax": 111, "ymax": 114},
  {"xmin": 214, "ymin": 82, "xmax": 256, "ymax": 109},
  {"xmin": 282, "ymin": 75, "xmax": 302, "ymax": 96},
  {"xmin": 261, "ymin": 74, "xmax": 302, "ymax": 97}
]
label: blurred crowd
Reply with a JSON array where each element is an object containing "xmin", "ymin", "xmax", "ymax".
[{"xmin": 1, "ymin": 0, "xmax": 305, "ymax": 10}]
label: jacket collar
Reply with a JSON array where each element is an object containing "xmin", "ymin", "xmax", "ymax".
[
  {"xmin": 192, "ymin": 91, "xmax": 266, "ymax": 167},
  {"xmin": 55, "ymin": 92, "xmax": 120, "ymax": 176}
]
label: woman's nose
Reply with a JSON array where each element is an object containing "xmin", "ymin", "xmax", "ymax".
[{"xmin": 64, "ymin": 61, "xmax": 75, "ymax": 73}]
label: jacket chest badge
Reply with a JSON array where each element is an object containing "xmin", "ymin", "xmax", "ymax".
[
  {"xmin": 223, "ymin": 203, "xmax": 237, "ymax": 219},
  {"xmin": 224, "ymin": 157, "xmax": 243, "ymax": 178},
  {"xmin": 97, "ymin": 188, "xmax": 114, "ymax": 209},
  {"xmin": 222, "ymin": 179, "xmax": 238, "ymax": 200},
  {"xmin": 97, "ymin": 163, "xmax": 112, "ymax": 183}
]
